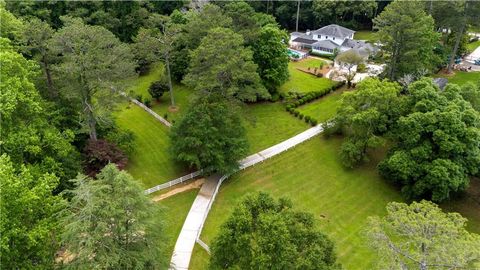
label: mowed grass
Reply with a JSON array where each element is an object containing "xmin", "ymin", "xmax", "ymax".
[
  {"xmin": 151, "ymin": 83, "xmax": 194, "ymax": 123},
  {"xmin": 128, "ymin": 64, "xmax": 165, "ymax": 98},
  {"xmin": 193, "ymin": 136, "xmax": 480, "ymax": 269},
  {"xmin": 354, "ymin": 30, "xmax": 377, "ymax": 43},
  {"xmin": 297, "ymin": 87, "xmax": 347, "ymax": 123},
  {"xmin": 242, "ymin": 102, "xmax": 308, "ymax": 153},
  {"xmin": 156, "ymin": 189, "xmax": 199, "ymax": 261},
  {"xmin": 195, "ymin": 136, "xmax": 402, "ymax": 269},
  {"xmin": 467, "ymin": 40, "xmax": 480, "ymax": 52},
  {"xmin": 280, "ymin": 58, "xmax": 335, "ymax": 93},
  {"xmin": 115, "ymin": 105, "xmax": 187, "ymax": 188},
  {"xmin": 434, "ymin": 71, "xmax": 480, "ymax": 86}
]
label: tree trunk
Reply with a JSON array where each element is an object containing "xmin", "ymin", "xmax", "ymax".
[
  {"xmin": 84, "ymin": 97, "xmax": 97, "ymax": 141},
  {"xmin": 447, "ymin": 23, "xmax": 465, "ymax": 73},
  {"xmin": 165, "ymin": 53, "xmax": 175, "ymax": 107},
  {"xmin": 296, "ymin": 0, "xmax": 301, "ymax": 32},
  {"xmin": 389, "ymin": 44, "xmax": 399, "ymax": 81},
  {"xmin": 42, "ymin": 55, "xmax": 57, "ymax": 99}
]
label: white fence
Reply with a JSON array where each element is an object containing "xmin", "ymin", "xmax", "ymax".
[
  {"xmin": 130, "ymin": 98, "xmax": 172, "ymax": 127},
  {"xmin": 144, "ymin": 170, "xmax": 203, "ymax": 195}
]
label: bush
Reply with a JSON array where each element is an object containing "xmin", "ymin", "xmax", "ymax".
[
  {"xmin": 293, "ymin": 110, "xmax": 299, "ymax": 117},
  {"xmin": 310, "ymin": 119, "xmax": 318, "ymax": 126},
  {"xmin": 105, "ymin": 128, "xmax": 135, "ymax": 155},
  {"xmin": 143, "ymin": 98, "xmax": 152, "ymax": 108},
  {"xmin": 298, "ymin": 113, "xmax": 304, "ymax": 120},
  {"xmin": 148, "ymin": 80, "xmax": 169, "ymax": 101},
  {"xmin": 135, "ymin": 94, "xmax": 143, "ymax": 103},
  {"xmin": 271, "ymin": 94, "xmax": 280, "ymax": 102},
  {"xmin": 83, "ymin": 139, "xmax": 128, "ymax": 176},
  {"xmin": 163, "ymin": 113, "xmax": 168, "ymax": 120},
  {"xmin": 304, "ymin": 115, "xmax": 311, "ymax": 123},
  {"xmin": 357, "ymin": 63, "xmax": 367, "ymax": 73}
]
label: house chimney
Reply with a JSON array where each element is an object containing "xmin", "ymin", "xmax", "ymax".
[{"xmin": 306, "ymin": 29, "xmax": 311, "ymax": 35}]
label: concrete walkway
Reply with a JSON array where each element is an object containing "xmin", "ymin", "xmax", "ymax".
[{"xmin": 170, "ymin": 124, "xmax": 324, "ymax": 269}]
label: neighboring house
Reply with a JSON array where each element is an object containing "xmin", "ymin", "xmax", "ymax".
[{"xmin": 290, "ymin": 24, "xmax": 377, "ymax": 58}]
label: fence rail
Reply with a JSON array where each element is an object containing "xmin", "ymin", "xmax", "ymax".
[
  {"xmin": 144, "ymin": 170, "xmax": 203, "ymax": 195},
  {"xmin": 130, "ymin": 98, "xmax": 172, "ymax": 127},
  {"xmin": 196, "ymin": 238, "xmax": 211, "ymax": 255}
]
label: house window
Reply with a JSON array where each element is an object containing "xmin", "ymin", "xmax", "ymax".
[
  {"xmin": 318, "ymin": 35, "xmax": 321, "ymax": 39},
  {"xmin": 333, "ymin": 37, "xmax": 335, "ymax": 40},
  {"xmin": 326, "ymin": 36, "xmax": 328, "ymax": 39}
]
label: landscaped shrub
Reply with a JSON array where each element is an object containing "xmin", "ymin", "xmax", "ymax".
[
  {"xmin": 148, "ymin": 80, "xmax": 169, "ymax": 101},
  {"xmin": 163, "ymin": 113, "xmax": 168, "ymax": 120},
  {"xmin": 135, "ymin": 94, "xmax": 143, "ymax": 103},
  {"xmin": 83, "ymin": 139, "xmax": 128, "ymax": 176},
  {"xmin": 357, "ymin": 63, "xmax": 367, "ymax": 73},
  {"xmin": 298, "ymin": 113, "xmax": 304, "ymax": 120},
  {"xmin": 293, "ymin": 110, "xmax": 299, "ymax": 117},
  {"xmin": 304, "ymin": 115, "xmax": 311, "ymax": 123},
  {"xmin": 310, "ymin": 119, "xmax": 318, "ymax": 126},
  {"xmin": 143, "ymin": 98, "xmax": 152, "ymax": 108}
]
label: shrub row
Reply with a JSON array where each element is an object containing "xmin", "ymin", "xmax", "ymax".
[
  {"xmin": 286, "ymin": 81, "xmax": 345, "ymax": 109},
  {"xmin": 286, "ymin": 106, "xmax": 318, "ymax": 126}
]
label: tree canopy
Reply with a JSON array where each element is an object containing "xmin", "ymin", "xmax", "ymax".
[
  {"xmin": 49, "ymin": 17, "xmax": 136, "ymax": 140},
  {"xmin": 0, "ymin": 154, "xmax": 65, "ymax": 269},
  {"xmin": 366, "ymin": 200, "xmax": 480, "ymax": 269},
  {"xmin": 379, "ymin": 79, "xmax": 480, "ymax": 202},
  {"xmin": 61, "ymin": 164, "xmax": 166, "ymax": 269},
  {"xmin": 170, "ymin": 94, "xmax": 249, "ymax": 174},
  {"xmin": 373, "ymin": 0, "xmax": 439, "ymax": 80},
  {"xmin": 183, "ymin": 27, "xmax": 269, "ymax": 102},
  {"xmin": 210, "ymin": 192, "xmax": 340, "ymax": 270}
]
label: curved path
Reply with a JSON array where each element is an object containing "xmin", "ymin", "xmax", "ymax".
[{"xmin": 170, "ymin": 124, "xmax": 325, "ymax": 269}]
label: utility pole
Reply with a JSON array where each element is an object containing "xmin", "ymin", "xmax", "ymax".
[{"xmin": 296, "ymin": 0, "xmax": 301, "ymax": 32}]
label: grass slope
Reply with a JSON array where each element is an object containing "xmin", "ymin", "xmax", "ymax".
[
  {"xmin": 193, "ymin": 136, "xmax": 480, "ymax": 269},
  {"xmin": 280, "ymin": 58, "xmax": 335, "ymax": 94},
  {"xmin": 297, "ymin": 88, "xmax": 346, "ymax": 123},
  {"xmin": 434, "ymin": 71, "xmax": 480, "ymax": 86},
  {"xmin": 467, "ymin": 40, "xmax": 480, "ymax": 52},
  {"xmin": 129, "ymin": 64, "xmax": 165, "ymax": 98},
  {"xmin": 116, "ymin": 105, "xmax": 187, "ymax": 188},
  {"xmin": 157, "ymin": 189, "xmax": 199, "ymax": 261},
  {"xmin": 151, "ymin": 83, "xmax": 194, "ymax": 123},
  {"xmin": 242, "ymin": 102, "xmax": 308, "ymax": 153},
  {"xmin": 354, "ymin": 30, "xmax": 377, "ymax": 43}
]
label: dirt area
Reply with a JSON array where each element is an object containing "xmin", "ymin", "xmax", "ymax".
[
  {"xmin": 152, "ymin": 178, "xmax": 204, "ymax": 202},
  {"xmin": 296, "ymin": 65, "xmax": 332, "ymax": 77}
]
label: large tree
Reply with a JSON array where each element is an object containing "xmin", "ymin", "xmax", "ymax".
[
  {"xmin": 170, "ymin": 3, "xmax": 232, "ymax": 81},
  {"xmin": 373, "ymin": 0, "xmax": 439, "ymax": 80},
  {"xmin": 49, "ymin": 17, "xmax": 136, "ymax": 140},
  {"xmin": 431, "ymin": 1, "xmax": 480, "ymax": 73},
  {"xmin": 312, "ymin": 0, "xmax": 377, "ymax": 28},
  {"xmin": 327, "ymin": 78, "xmax": 404, "ymax": 168},
  {"xmin": 335, "ymin": 50, "xmax": 364, "ymax": 88},
  {"xmin": 133, "ymin": 14, "xmax": 181, "ymax": 107},
  {"xmin": 170, "ymin": 94, "xmax": 249, "ymax": 174},
  {"xmin": 61, "ymin": 164, "xmax": 166, "ymax": 269},
  {"xmin": 210, "ymin": 192, "xmax": 340, "ymax": 270},
  {"xmin": 0, "ymin": 154, "xmax": 65, "ymax": 269},
  {"xmin": 21, "ymin": 17, "xmax": 57, "ymax": 98},
  {"xmin": 183, "ymin": 27, "xmax": 269, "ymax": 102},
  {"xmin": 366, "ymin": 200, "xmax": 480, "ymax": 269},
  {"xmin": 251, "ymin": 24, "xmax": 290, "ymax": 94},
  {"xmin": 379, "ymin": 79, "xmax": 480, "ymax": 202},
  {"xmin": 0, "ymin": 38, "xmax": 81, "ymax": 187}
]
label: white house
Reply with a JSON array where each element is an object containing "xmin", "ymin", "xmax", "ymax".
[{"xmin": 290, "ymin": 24, "xmax": 377, "ymax": 57}]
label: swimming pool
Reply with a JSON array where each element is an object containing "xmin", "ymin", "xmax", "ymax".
[{"xmin": 288, "ymin": 48, "xmax": 307, "ymax": 58}]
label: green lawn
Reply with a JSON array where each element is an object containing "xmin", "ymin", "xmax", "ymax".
[
  {"xmin": 151, "ymin": 83, "xmax": 194, "ymax": 123},
  {"xmin": 467, "ymin": 40, "xmax": 480, "ymax": 52},
  {"xmin": 297, "ymin": 87, "xmax": 347, "ymax": 123},
  {"xmin": 157, "ymin": 189, "xmax": 199, "ymax": 262},
  {"xmin": 354, "ymin": 30, "xmax": 377, "ymax": 43},
  {"xmin": 279, "ymin": 58, "xmax": 335, "ymax": 94},
  {"xmin": 192, "ymin": 136, "xmax": 480, "ymax": 269},
  {"xmin": 434, "ymin": 71, "xmax": 480, "ymax": 86},
  {"xmin": 115, "ymin": 105, "xmax": 187, "ymax": 188},
  {"xmin": 242, "ymin": 102, "xmax": 308, "ymax": 153},
  {"xmin": 128, "ymin": 64, "xmax": 165, "ymax": 98}
]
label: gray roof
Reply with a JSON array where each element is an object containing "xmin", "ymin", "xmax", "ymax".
[
  {"xmin": 312, "ymin": 24, "xmax": 355, "ymax": 39},
  {"xmin": 312, "ymin": 40, "xmax": 339, "ymax": 50},
  {"xmin": 341, "ymin": 39, "xmax": 377, "ymax": 58},
  {"xmin": 292, "ymin": 37, "xmax": 317, "ymax": 45}
]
